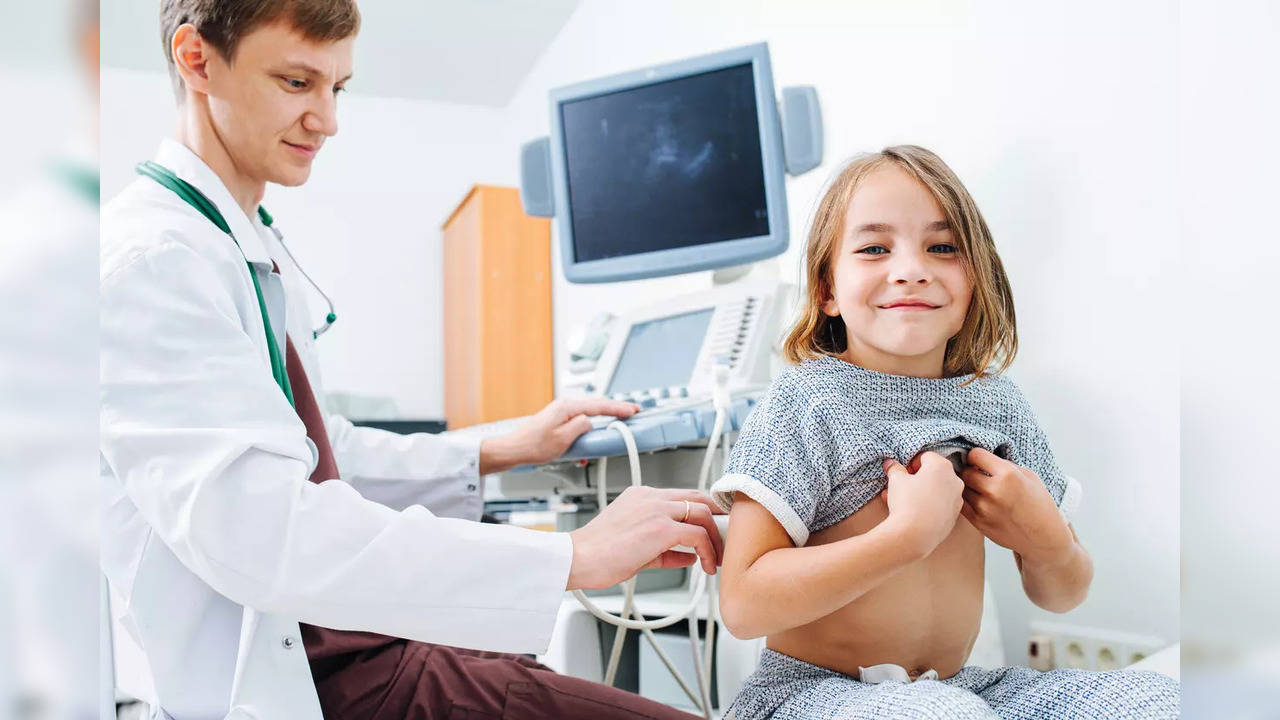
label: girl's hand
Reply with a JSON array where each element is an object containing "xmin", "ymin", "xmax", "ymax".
[
  {"xmin": 958, "ymin": 448, "xmax": 1075, "ymax": 566},
  {"xmin": 880, "ymin": 452, "xmax": 964, "ymax": 558}
]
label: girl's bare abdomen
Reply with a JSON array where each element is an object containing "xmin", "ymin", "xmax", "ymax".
[{"xmin": 765, "ymin": 493, "xmax": 987, "ymax": 681}]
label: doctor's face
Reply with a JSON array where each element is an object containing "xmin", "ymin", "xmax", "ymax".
[
  {"xmin": 203, "ymin": 21, "xmax": 353, "ymax": 187},
  {"xmin": 822, "ymin": 165, "xmax": 973, "ymax": 376}
]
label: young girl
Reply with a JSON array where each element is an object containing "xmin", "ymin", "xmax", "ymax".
[{"xmin": 709, "ymin": 146, "xmax": 1179, "ymax": 719}]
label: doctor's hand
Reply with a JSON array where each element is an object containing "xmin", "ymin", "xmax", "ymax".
[
  {"xmin": 566, "ymin": 486, "xmax": 725, "ymax": 591},
  {"xmin": 478, "ymin": 397, "xmax": 642, "ymax": 474},
  {"xmin": 958, "ymin": 448, "xmax": 1074, "ymax": 566}
]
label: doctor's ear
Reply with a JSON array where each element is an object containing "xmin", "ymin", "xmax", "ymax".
[{"xmin": 171, "ymin": 24, "xmax": 214, "ymax": 97}]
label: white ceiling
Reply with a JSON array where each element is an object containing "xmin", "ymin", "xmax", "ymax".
[{"xmin": 100, "ymin": 0, "xmax": 579, "ymax": 106}]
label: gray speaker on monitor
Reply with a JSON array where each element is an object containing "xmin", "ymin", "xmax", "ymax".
[
  {"xmin": 519, "ymin": 136, "xmax": 556, "ymax": 217},
  {"xmin": 779, "ymin": 85, "xmax": 823, "ymax": 175}
]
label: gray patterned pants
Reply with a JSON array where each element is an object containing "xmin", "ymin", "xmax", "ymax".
[{"xmin": 724, "ymin": 649, "xmax": 1180, "ymax": 719}]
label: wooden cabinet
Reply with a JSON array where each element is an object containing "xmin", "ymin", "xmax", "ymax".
[{"xmin": 442, "ymin": 185, "xmax": 553, "ymax": 429}]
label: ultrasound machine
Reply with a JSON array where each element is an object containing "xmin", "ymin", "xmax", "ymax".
[{"xmin": 453, "ymin": 43, "xmax": 823, "ymax": 717}]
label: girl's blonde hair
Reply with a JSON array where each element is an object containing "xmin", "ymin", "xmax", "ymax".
[{"xmin": 782, "ymin": 145, "xmax": 1017, "ymax": 378}]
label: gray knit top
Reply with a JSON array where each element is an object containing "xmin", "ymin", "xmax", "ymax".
[{"xmin": 710, "ymin": 354, "xmax": 1080, "ymax": 547}]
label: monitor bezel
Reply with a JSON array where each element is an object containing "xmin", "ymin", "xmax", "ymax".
[
  {"xmin": 604, "ymin": 307, "xmax": 717, "ymax": 396},
  {"xmin": 547, "ymin": 42, "xmax": 789, "ymax": 284}
]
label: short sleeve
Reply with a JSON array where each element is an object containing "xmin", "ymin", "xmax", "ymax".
[
  {"xmin": 1004, "ymin": 380, "xmax": 1082, "ymax": 522},
  {"xmin": 710, "ymin": 379, "xmax": 833, "ymax": 546}
]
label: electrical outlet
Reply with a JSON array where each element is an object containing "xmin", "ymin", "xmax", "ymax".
[
  {"xmin": 1096, "ymin": 645, "xmax": 1120, "ymax": 670},
  {"xmin": 1029, "ymin": 622, "xmax": 1166, "ymax": 671},
  {"xmin": 1062, "ymin": 639, "xmax": 1089, "ymax": 669},
  {"xmin": 1027, "ymin": 633, "xmax": 1054, "ymax": 671}
]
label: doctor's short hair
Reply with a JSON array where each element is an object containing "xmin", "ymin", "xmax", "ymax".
[
  {"xmin": 160, "ymin": 0, "xmax": 361, "ymax": 98},
  {"xmin": 781, "ymin": 145, "xmax": 1018, "ymax": 379}
]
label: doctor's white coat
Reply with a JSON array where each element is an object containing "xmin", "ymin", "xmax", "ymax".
[{"xmin": 100, "ymin": 139, "xmax": 573, "ymax": 719}]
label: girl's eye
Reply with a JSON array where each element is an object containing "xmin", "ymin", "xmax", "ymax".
[
  {"xmin": 928, "ymin": 243, "xmax": 958, "ymax": 255},
  {"xmin": 333, "ymin": 85, "xmax": 346, "ymax": 95},
  {"xmin": 856, "ymin": 245, "xmax": 888, "ymax": 256},
  {"xmin": 283, "ymin": 77, "xmax": 307, "ymax": 90}
]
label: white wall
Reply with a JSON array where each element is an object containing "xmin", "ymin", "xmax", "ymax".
[
  {"xmin": 100, "ymin": 0, "xmax": 1180, "ymax": 666},
  {"xmin": 487, "ymin": 0, "xmax": 1180, "ymax": 663},
  {"xmin": 100, "ymin": 67, "xmax": 509, "ymax": 417}
]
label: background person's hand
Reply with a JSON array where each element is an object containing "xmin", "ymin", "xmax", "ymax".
[
  {"xmin": 566, "ymin": 486, "xmax": 725, "ymax": 591},
  {"xmin": 479, "ymin": 397, "xmax": 641, "ymax": 474},
  {"xmin": 880, "ymin": 451, "xmax": 965, "ymax": 558},
  {"xmin": 959, "ymin": 447, "xmax": 1074, "ymax": 565}
]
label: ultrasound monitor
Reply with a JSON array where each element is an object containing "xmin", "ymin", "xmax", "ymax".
[
  {"xmin": 605, "ymin": 308, "xmax": 715, "ymax": 396},
  {"xmin": 546, "ymin": 43, "xmax": 789, "ymax": 283}
]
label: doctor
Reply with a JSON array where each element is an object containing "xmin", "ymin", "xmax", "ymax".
[{"xmin": 100, "ymin": 1, "xmax": 719, "ymax": 718}]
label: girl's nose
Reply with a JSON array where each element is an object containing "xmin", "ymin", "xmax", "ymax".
[{"xmin": 890, "ymin": 252, "xmax": 931, "ymax": 285}]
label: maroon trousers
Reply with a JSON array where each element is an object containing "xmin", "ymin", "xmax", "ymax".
[
  {"xmin": 304, "ymin": 632, "xmax": 701, "ymax": 720},
  {"xmin": 281, "ymin": 332, "xmax": 696, "ymax": 720}
]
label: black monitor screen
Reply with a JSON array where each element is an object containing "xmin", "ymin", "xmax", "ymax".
[{"xmin": 560, "ymin": 63, "xmax": 770, "ymax": 263}]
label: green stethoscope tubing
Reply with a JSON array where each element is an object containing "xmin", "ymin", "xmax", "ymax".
[{"xmin": 136, "ymin": 160, "xmax": 295, "ymax": 407}]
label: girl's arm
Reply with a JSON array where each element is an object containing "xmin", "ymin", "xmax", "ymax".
[
  {"xmin": 960, "ymin": 448, "xmax": 1092, "ymax": 612},
  {"xmin": 1014, "ymin": 523, "xmax": 1093, "ymax": 613},
  {"xmin": 717, "ymin": 493, "xmax": 927, "ymax": 640}
]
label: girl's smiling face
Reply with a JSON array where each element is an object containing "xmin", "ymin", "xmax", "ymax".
[{"xmin": 822, "ymin": 164, "xmax": 974, "ymax": 377}]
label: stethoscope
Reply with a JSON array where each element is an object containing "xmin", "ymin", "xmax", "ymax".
[
  {"xmin": 135, "ymin": 160, "xmax": 339, "ymax": 406},
  {"xmin": 255, "ymin": 204, "xmax": 338, "ymax": 339},
  {"xmin": 136, "ymin": 161, "xmax": 338, "ymax": 341}
]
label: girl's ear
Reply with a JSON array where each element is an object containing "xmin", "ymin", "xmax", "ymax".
[{"xmin": 819, "ymin": 281, "xmax": 840, "ymax": 317}]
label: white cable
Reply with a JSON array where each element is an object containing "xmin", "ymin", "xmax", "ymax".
[
  {"xmin": 572, "ymin": 422, "xmax": 709, "ymax": 632},
  {"xmin": 689, "ymin": 614, "xmax": 709, "ymax": 714},
  {"xmin": 598, "ymin": 452, "xmax": 636, "ymax": 687},
  {"xmin": 573, "ymin": 388, "xmax": 732, "ymax": 717},
  {"xmin": 683, "ymin": 406, "xmax": 726, "ymax": 719},
  {"xmin": 697, "ymin": 409, "xmax": 726, "ymax": 492},
  {"xmin": 697, "ymin": 419, "xmax": 732, "ymax": 705},
  {"xmin": 602, "ymin": 575, "xmax": 634, "ymax": 686},
  {"xmin": 573, "ymin": 419, "xmax": 721, "ymax": 718},
  {"xmin": 696, "ymin": 362, "xmax": 734, "ymax": 717},
  {"xmin": 633, "ymin": 606, "xmax": 705, "ymax": 711}
]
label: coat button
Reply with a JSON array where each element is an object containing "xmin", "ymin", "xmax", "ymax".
[
  {"xmin": 467, "ymin": 483, "xmax": 477, "ymax": 492},
  {"xmin": 282, "ymin": 636, "xmax": 296, "ymax": 649}
]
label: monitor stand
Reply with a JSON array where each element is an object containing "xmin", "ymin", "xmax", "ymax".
[{"xmin": 711, "ymin": 257, "xmax": 781, "ymax": 286}]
